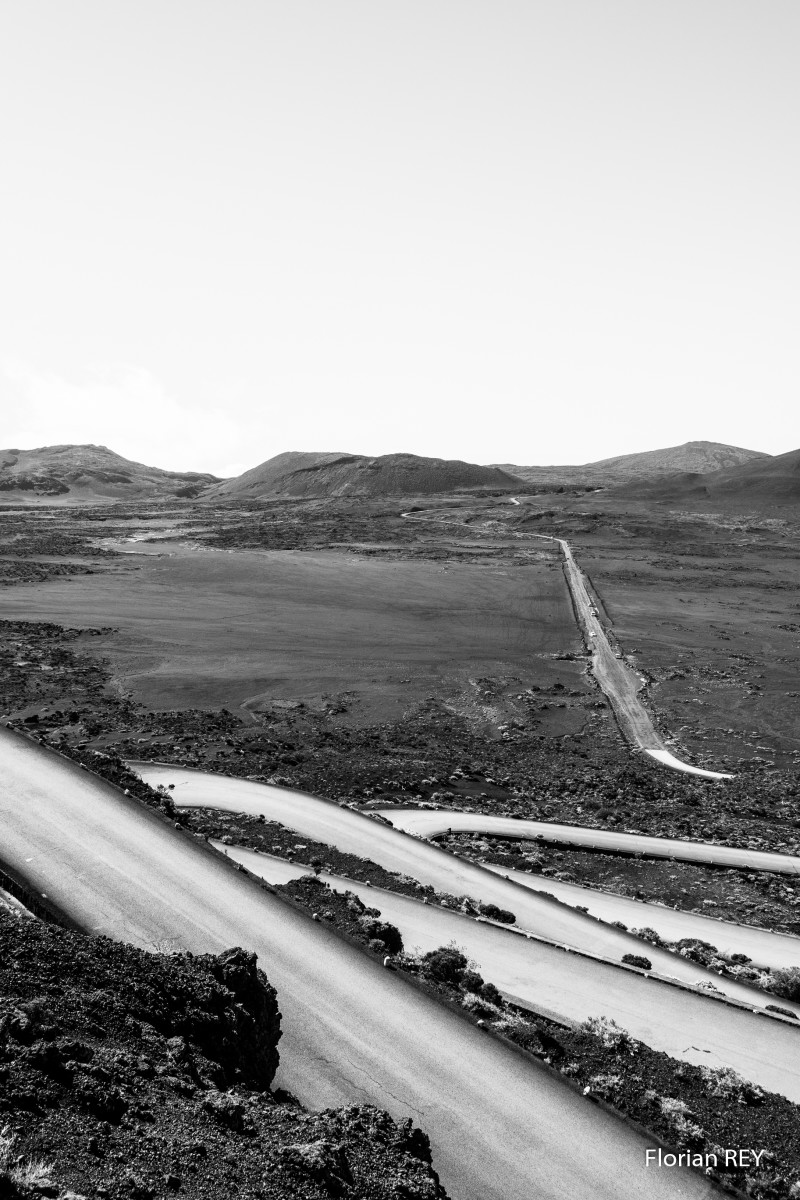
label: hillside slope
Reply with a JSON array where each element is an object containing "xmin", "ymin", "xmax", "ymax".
[
  {"xmin": 0, "ymin": 444, "xmax": 219, "ymax": 503},
  {"xmin": 214, "ymin": 451, "xmax": 518, "ymax": 498},
  {"xmin": 617, "ymin": 446, "xmax": 800, "ymax": 507},
  {"xmin": 211, "ymin": 450, "xmax": 352, "ymax": 497},
  {"xmin": 499, "ymin": 441, "xmax": 769, "ymax": 487}
]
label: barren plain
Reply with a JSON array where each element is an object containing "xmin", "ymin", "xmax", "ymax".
[
  {"xmin": 0, "ymin": 539, "xmax": 583, "ymax": 721},
  {"xmin": 2, "ymin": 481, "xmax": 800, "ymax": 1200}
]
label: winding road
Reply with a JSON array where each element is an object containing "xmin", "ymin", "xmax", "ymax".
[
  {"xmin": 482, "ymin": 865, "xmax": 800, "ymax": 969},
  {"xmin": 0, "ymin": 505, "xmax": 782, "ymax": 1196},
  {"xmin": 0, "ymin": 726, "xmax": 720, "ymax": 1200},
  {"xmin": 375, "ymin": 808, "xmax": 800, "ymax": 876},
  {"xmin": 133, "ymin": 766, "xmax": 800, "ymax": 1025},
  {"xmin": 230, "ymin": 840, "xmax": 800, "ymax": 970},
  {"xmin": 217, "ymin": 844, "xmax": 800, "ymax": 1100}
]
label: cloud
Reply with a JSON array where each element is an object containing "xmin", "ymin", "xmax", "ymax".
[{"xmin": 1, "ymin": 360, "xmax": 243, "ymax": 475}]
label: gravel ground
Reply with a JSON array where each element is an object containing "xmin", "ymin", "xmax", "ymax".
[{"xmin": 0, "ymin": 912, "xmax": 446, "ymax": 1200}]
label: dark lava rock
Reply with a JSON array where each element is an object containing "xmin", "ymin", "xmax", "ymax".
[
  {"xmin": 279, "ymin": 1138, "xmax": 353, "ymax": 1193},
  {"xmin": 0, "ymin": 912, "xmax": 448, "ymax": 1199}
]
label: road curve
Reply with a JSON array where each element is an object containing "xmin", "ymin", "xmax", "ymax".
[
  {"xmin": 219, "ymin": 844, "xmax": 800, "ymax": 1101},
  {"xmin": 133, "ymin": 764, "xmax": 800, "ymax": 1018},
  {"xmin": 376, "ymin": 808, "xmax": 800, "ymax": 876},
  {"xmin": 0, "ymin": 726, "xmax": 718, "ymax": 1200}
]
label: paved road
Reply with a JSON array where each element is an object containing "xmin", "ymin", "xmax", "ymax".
[
  {"xmin": 0, "ymin": 727, "xmax": 720, "ymax": 1200},
  {"xmin": 402, "ymin": 509, "xmax": 731, "ymax": 780},
  {"xmin": 377, "ymin": 807, "xmax": 800, "ymax": 876},
  {"xmin": 206, "ymin": 846, "xmax": 800, "ymax": 969},
  {"xmin": 134, "ymin": 765, "xmax": 800, "ymax": 1018},
  {"xmin": 532, "ymin": 534, "xmax": 733, "ymax": 780},
  {"xmin": 482, "ymin": 865, "xmax": 800, "ymax": 969},
  {"xmin": 218, "ymin": 844, "xmax": 800, "ymax": 1100}
]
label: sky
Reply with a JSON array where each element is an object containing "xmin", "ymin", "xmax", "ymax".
[{"xmin": 1, "ymin": 1, "xmax": 797, "ymax": 477}]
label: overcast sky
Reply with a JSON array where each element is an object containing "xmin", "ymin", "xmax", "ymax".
[{"xmin": 1, "ymin": 1, "xmax": 797, "ymax": 477}]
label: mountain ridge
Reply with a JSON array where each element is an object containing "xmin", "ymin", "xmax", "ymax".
[
  {"xmin": 0, "ymin": 443, "xmax": 219, "ymax": 502},
  {"xmin": 614, "ymin": 445, "xmax": 800, "ymax": 507},
  {"xmin": 497, "ymin": 440, "xmax": 769, "ymax": 486},
  {"xmin": 2, "ymin": 440, "xmax": 791, "ymax": 505}
]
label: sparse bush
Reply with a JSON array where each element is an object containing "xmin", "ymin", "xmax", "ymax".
[
  {"xmin": 588, "ymin": 1073, "xmax": 624, "ymax": 1101},
  {"xmin": 420, "ymin": 946, "xmax": 468, "ymax": 986},
  {"xmin": 662, "ymin": 1099, "xmax": 703, "ymax": 1141},
  {"xmin": 579, "ymin": 1016, "xmax": 632, "ymax": 1050},
  {"xmin": 727, "ymin": 963, "xmax": 760, "ymax": 983},
  {"xmin": 655, "ymin": 1099, "xmax": 706, "ymax": 1147},
  {"xmin": 699, "ymin": 1066, "xmax": 765, "ymax": 1106},
  {"xmin": 672, "ymin": 1115, "xmax": 706, "ymax": 1147},
  {"xmin": 478, "ymin": 903, "xmax": 516, "ymax": 924},
  {"xmin": 357, "ymin": 917, "xmax": 403, "ymax": 954},
  {"xmin": 675, "ymin": 939, "xmax": 717, "ymax": 965},
  {"xmin": 0, "ymin": 1125, "xmax": 54, "ymax": 1194},
  {"xmin": 630, "ymin": 927, "xmax": 664, "ymax": 947},
  {"xmin": 479, "ymin": 981, "xmax": 504, "ymax": 1007},
  {"xmin": 461, "ymin": 970, "xmax": 485, "ymax": 993},
  {"xmin": 768, "ymin": 966, "xmax": 800, "ymax": 1002},
  {"xmin": 621, "ymin": 953, "xmax": 652, "ymax": 970},
  {"xmin": 461, "ymin": 992, "xmax": 499, "ymax": 1019},
  {"xmin": 659, "ymin": 1096, "xmax": 691, "ymax": 1118}
]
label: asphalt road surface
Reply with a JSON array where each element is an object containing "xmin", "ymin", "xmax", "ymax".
[
  {"xmin": 218, "ymin": 844, "xmax": 800, "ymax": 1102},
  {"xmin": 375, "ymin": 807, "xmax": 800, "ymax": 876},
  {"xmin": 402, "ymin": 510, "xmax": 731, "ymax": 781},
  {"xmin": 207, "ymin": 845, "xmax": 800, "ymax": 971},
  {"xmin": 0, "ymin": 726, "xmax": 719, "ymax": 1200},
  {"xmin": 482, "ymin": 865, "xmax": 800, "ymax": 969},
  {"xmin": 133, "ymin": 764, "xmax": 800, "ymax": 1018},
  {"xmin": 532, "ymin": 534, "xmax": 733, "ymax": 781}
]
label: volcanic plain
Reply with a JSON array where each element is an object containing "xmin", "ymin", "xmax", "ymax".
[{"xmin": 3, "ymin": 453, "xmax": 800, "ymax": 1200}]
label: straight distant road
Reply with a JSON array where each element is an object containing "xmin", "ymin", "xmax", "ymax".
[
  {"xmin": 0, "ymin": 726, "xmax": 718, "ymax": 1200},
  {"xmin": 533, "ymin": 534, "xmax": 733, "ymax": 780},
  {"xmin": 402, "ymin": 508, "xmax": 732, "ymax": 779}
]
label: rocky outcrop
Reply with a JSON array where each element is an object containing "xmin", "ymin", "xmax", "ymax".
[{"xmin": 0, "ymin": 913, "xmax": 447, "ymax": 1199}]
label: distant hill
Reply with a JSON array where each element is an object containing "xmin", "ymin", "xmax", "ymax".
[
  {"xmin": 616, "ymin": 446, "xmax": 800, "ymax": 508},
  {"xmin": 212, "ymin": 451, "xmax": 519, "ymax": 498},
  {"xmin": 211, "ymin": 451, "xmax": 352, "ymax": 498},
  {"xmin": 0, "ymin": 445, "xmax": 219, "ymax": 502},
  {"xmin": 499, "ymin": 441, "xmax": 769, "ymax": 488}
]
